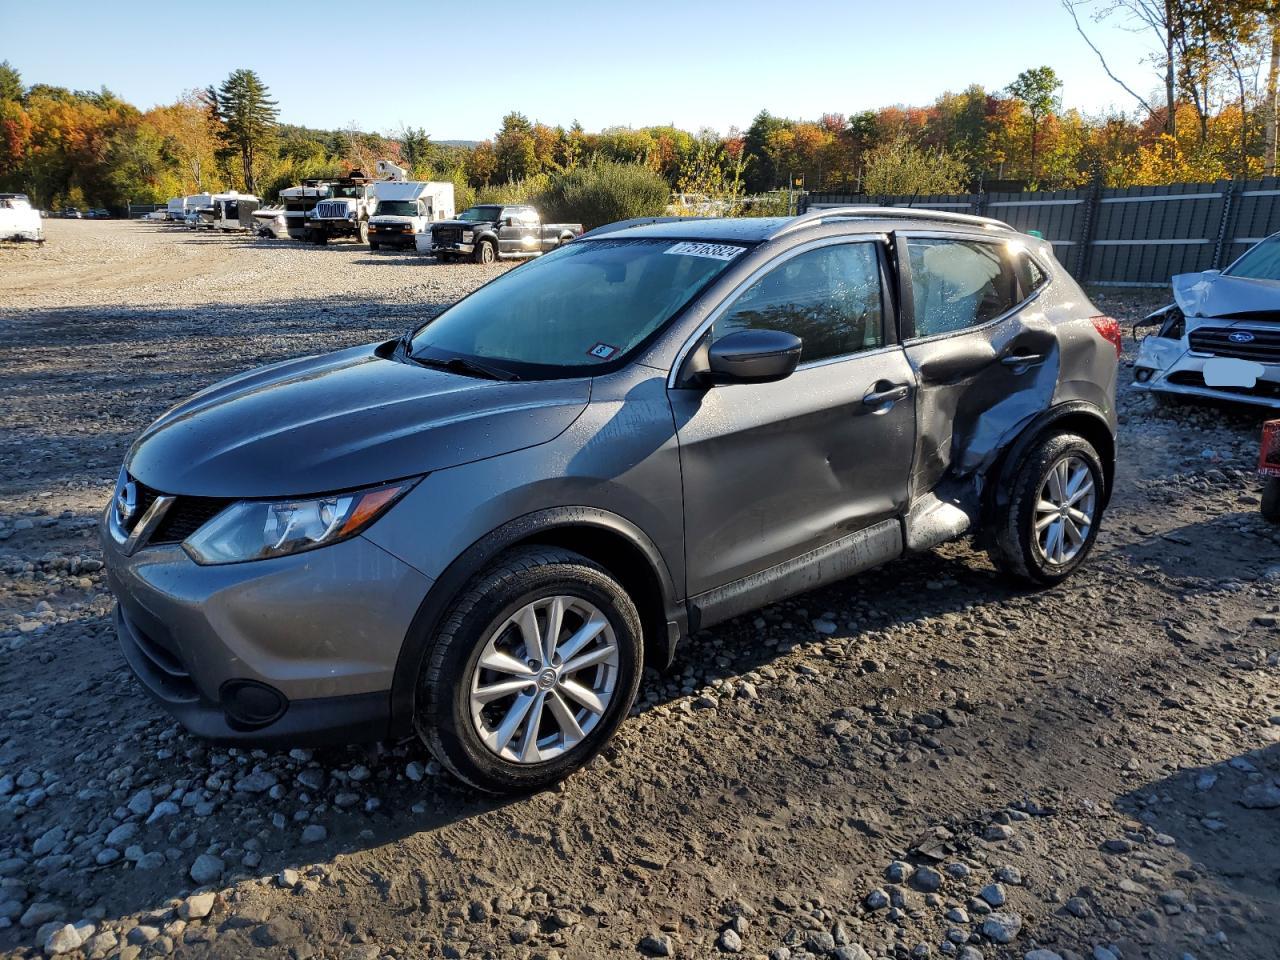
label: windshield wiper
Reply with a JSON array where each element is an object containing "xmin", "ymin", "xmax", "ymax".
[{"xmin": 409, "ymin": 354, "xmax": 520, "ymax": 381}]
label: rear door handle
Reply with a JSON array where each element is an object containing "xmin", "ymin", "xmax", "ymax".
[
  {"xmin": 863, "ymin": 383, "xmax": 911, "ymax": 407},
  {"xmin": 1000, "ymin": 352, "xmax": 1045, "ymax": 370}
]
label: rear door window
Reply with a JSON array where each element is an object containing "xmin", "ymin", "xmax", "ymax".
[
  {"xmin": 712, "ymin": 242, "xmax": 885, "ymax": 364},
  {"xmin": 906, "ymin": 238, "xmax": 1017, "ymax": 338}
]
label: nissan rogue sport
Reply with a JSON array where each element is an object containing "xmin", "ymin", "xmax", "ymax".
[{"xmin": 102, "ymin": 208, "xmax": 1119, "ymax": 793}]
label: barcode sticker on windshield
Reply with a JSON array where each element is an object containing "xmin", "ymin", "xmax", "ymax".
[
  {"xmin": 587, "ymin": 342, "xmax": 619, "ymax": 360},
  {"xmin": 664, "ymin": 241, "xmax": 746, "ymax": 261}
]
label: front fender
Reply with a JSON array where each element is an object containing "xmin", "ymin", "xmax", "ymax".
[{"xmin": 387, "ymin": 506, "xmax": 681, "ymax": 736}]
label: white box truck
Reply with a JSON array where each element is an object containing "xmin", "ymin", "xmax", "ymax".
[{"xmin": 366, "ymin": 181, "xmax": 456, "ymax": 250}]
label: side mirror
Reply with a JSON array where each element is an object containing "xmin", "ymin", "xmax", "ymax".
[{"xmin": 704, "ymin": 329, "xmax": 802, "ymax": 385}]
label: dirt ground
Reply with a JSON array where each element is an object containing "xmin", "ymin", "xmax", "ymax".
[{"xmin": 0, "ymin": 220, "xmax": 1277, "ymax": 960}]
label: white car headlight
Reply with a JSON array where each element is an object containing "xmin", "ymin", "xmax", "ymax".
[
  {"xmin": 461, "ymin": 230, "xmax": 474, "ymax": 241},
  {"xmin": 184, "ymin": 480, "xmax": 417, "ymax": 565}
]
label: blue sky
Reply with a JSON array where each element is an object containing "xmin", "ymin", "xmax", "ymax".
[{"xmin": 3, "ymin": 0, "xmax": 1158, "ymax": 140}]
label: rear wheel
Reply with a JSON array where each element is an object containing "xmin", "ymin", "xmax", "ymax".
[
  {"xmin": 415, "ymin": 547, "xmax": 643, "ymax": 793},
  {"xmin": 987, "ymin": 431, "xmax": 1106, "ymax": 587}
]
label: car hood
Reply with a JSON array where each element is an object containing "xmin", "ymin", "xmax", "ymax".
[
  {"xmin": 126, "ymin": 343, "xmax": 591, "ymax": 498},
  {"xmin": 433, "ymin": 219, "xmax": 492, "ymax": 230},
  {"xmin": 1171, "ymin": 271, "xmax": 1280, "ymax": 319}
]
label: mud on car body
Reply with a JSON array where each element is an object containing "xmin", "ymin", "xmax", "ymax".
[
  {"xmin": 102, "ymin": 207, "xmax": 1119, "ymax": 793},
  {"xmin": 1134, "ymin": 232, "xmax": 1280, "ymax": 409}
]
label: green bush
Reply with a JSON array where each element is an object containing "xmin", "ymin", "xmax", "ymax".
[
  {"xmin": 477, "ymin": 174, "xmax": 550, "ymax": 206},
  {"xmin": 537, "ymin": 162, "xmax": 669, "ymax": 229}
]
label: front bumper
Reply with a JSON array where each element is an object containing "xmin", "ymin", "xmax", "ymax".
[
  {"xmin": 100, "ymin": 512, "xmax": 433, "ymax": 744},
  {"xmin": 425, "ymin": 241, "xmax": 475, "ymax": 257},
  {"xmin": 368, "ymin": 229, "xmax": 416, "ymax": 247},
  {"xmin": 1133, "ymin": 336, "xmax": 1280, "ymax": 409}
]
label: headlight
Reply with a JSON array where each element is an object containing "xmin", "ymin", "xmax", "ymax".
[
  {"xmin": 184, "ymin": 480, "xmax": 417, "ymax": 565},
  {"xmin": 461, "ymin": 230, "xmax": 474, "ymax": 241}
]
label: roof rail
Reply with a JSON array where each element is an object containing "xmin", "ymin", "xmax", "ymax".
[{"xmin": 769, "ymin": 205, "xmax": 1013, "ymax": 239}]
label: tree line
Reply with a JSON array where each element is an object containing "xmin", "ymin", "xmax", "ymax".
[{"xmin": 0, "ymin": 1, "xmax": 1276, "ymax": 212}]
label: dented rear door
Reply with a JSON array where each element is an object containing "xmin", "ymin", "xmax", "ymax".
[{"xmin": 895, "ymin": 232, "xmax": 1059, "ymax": 497}]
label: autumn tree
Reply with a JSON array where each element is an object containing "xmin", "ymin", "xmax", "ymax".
[
  {"xmin": 494, "ymin": 112, "xmax": 537, "ymax": 182},
  {"xmin": 211, "ymin": 69, "xmax": 278, "ymax": 193},
  {"xmin": 1007, "ymin": 66, "xmax": 1062, "ymax": 181}
]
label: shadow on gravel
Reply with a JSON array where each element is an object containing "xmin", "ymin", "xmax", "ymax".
[
  {"xmin": 1119, "ymin": 512, "xmax": 1280, "ymax": 590},
  {"xmin": 1117, "ymin": 742, "xmax": 1280, "ymax": 944}
]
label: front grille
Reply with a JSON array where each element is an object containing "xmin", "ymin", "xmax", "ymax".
[
  {"xmin": 313, "ymin": 200, "xmax": 350, "ymax": 220},
  {"xmin": 153, "ymin": 496, "xmax": 231, "ymax": 544},
  {"xmin": 131, "ymin": 477, "xmax": 232, "ymax": 545},
  {"xmin": 435, "ymin": 227, "xmax": 462, "ymax": 244},
  {"xmin": 1187, "ymin": 326, "xmax": 1280, "ymax": 363},
  {"xmin": 1167, "ymin": 370, "xmax": 1280, "ymax": 399}
]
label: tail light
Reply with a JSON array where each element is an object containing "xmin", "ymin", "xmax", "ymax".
[{"xmin": 1091, "ymin": 315, "xmax": 1122, "ymax": 357}]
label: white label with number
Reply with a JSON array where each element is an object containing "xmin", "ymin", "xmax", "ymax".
[{"xmin": 664, "ymin": 241, "xmax": 746, "ymax": 261}]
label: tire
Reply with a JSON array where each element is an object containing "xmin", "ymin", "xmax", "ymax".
[
  {"xmin": 987, "ymin": 431, "xmax": 1106, "ymax": 587},
  {"xmin": 415, "ymin": 546, "xmax": 643, "ymax": 794},
  {"xmin": 356, "ymin": 220, "xmax": 369, "ymax": 244},
  {"xmin": 1262, "ymin": 477, "xmax": 1280, "ymax": 524},
  {"xmin": 369, "ymin": 241, "xmax": 380, "ymax": 251},
  {"xmin": 474, "ymin": 239, "xmax": 496, "ymax": 265}
]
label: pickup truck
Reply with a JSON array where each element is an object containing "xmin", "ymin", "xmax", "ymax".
[{"xmin": 422, "ymin": 204, "xmax": 582, "ymax": 263}]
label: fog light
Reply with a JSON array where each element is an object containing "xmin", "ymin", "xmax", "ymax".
[
  {"xmin": 1135, "ymin": 368, "xmax": 1153, "ymax": 383},
  {"xmin": 221, "ymin": 679, "xmax": 287, "ymax": 728}
]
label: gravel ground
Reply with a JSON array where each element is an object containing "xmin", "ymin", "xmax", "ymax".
[{"xmin": 0, "ymin": 219, "xmax": 1278, "ymax": 960}]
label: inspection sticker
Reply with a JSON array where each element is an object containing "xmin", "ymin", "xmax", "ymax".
[
  {"xmin": 587, "ymin": 342, "xmax": 619, "ymax": 360},
  {"xmin": 664, "ymin": 241, "xmax": 746, "ymax": 261}
]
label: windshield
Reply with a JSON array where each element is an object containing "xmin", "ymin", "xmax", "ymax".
[
  {"xmin": 377, "ymin": 200, "xmax": 418, "ymax": 217},
  {"xmin": 408, "ymin": 238, "xmax": 748, "ymax": 378},
  {"xmin": 458, "ymin": 205, "xmax": 503, "ymax": 222},
  {"xmin": 330, "ymin": 185, "xmax": 364, "ymax": 199},
  {"xmin": 1226, "ymin": 236, "xmax": 1280, "ymax": 282}
]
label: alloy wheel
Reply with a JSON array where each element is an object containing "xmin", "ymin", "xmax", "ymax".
[
  {"xmin": 1033, "ymin": 454, "xmax": 1096, "ymax": 566},
  {"xmin": 468, "ymin": 595, "xmax": 619, "ymax": 764}
]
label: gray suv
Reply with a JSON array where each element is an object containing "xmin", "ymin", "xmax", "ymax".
[{"xmin": 102, "ymin": 208, "xmax": 1119, "ymax": 793}]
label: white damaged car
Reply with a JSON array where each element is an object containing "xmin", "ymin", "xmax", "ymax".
[{"xmin": 1134, "ymin": 234, "xmax": 1280, "ymax": 408}]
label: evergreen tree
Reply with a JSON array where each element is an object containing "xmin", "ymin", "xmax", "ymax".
[{"xmin": 212, "ymin": 69, "xmax": 278, "ymax": 193}]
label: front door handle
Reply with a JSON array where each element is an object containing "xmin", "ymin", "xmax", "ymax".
[
  {"xmin": 1000, "ymin": 352, "xmax": 1045, "ymax": 370},
  {"xmin": 863, "ymin": 383, "xmax": 911, "ymax": 407}
]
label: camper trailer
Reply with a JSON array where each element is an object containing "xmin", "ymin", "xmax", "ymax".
[
  {"xmin": 168, "ymin": 194, "xmax": 212, "ymax": 223},
  {"xmin": 198, "ymin": 193, "xmax": 260, "ymax": 231},
  {"xmin": 366, "ymin": 180, "xmax": 455, "ymax": 250}
]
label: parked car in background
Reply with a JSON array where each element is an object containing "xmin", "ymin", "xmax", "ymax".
[
  {"xmin": 367, "ymin": 180, "xmax": 455, "ymax": 250},
  {"xmin": 62, "ymin": 208, "xmax": 82, "ymax": 219},
  {"xmin": 1133, "ymin": 232, "xmax": 1280, "ymax": 409},
  {"xmin": 252, "ymin": 203, "xmax": 289, "ymax": 239},
  {"xmin": 0, "ymin": 194, "xmax": 43, "ymax": 242},
  {"xmin": 102, "ymin": 207, "xmax": 1118, "ymax": 793},
  {"xmin": 424, "ymin": 204, "xmax": 582, "ymax": 263}
]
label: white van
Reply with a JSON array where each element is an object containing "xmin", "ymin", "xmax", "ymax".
[{"xmin": 367, "ymin": 181, "xmax": 455, "ymax": 250}]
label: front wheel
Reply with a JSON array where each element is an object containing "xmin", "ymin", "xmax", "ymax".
[
  {"xmin": 415, "ymin": 547, "xmax": 643, "ymax": 794},
  {"xmin": 369, "ymin": 240, "xmax": 380, "ymax": 251},
  {"xmin": 987, "ymin": 431, "xmax": 1106, "ymax": 587},
  {"xmin": 356, "ymin": 219, "xmax": 369, "ymax": 244},
  {"xmin": 474, "ymin": 239, "xmax": 496, "ymax": 265}
]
